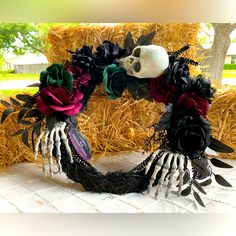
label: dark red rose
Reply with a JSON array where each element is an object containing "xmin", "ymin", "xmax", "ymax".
[
  {"xmin": 36, "ymin": 86, "xmax": 84, "ymax": 116},
  {"xmin": 68, "ymin": 65, "xmax": 92, "ymax": 88},
  {"xmin": 149, "ymin": 75, "xmax": 179, "ymax": 105},
  {"xmin": 177, "ymin": 92, "xmax": 209, "ymax": 118}
]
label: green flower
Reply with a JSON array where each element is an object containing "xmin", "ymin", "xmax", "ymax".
[
  {"xmin": 40, "ymin": 63, "xmax": 74, "ymax": 90},
  {"xmin": 103, "ymin": 64, "xmax": 128, "ymax": 100}
]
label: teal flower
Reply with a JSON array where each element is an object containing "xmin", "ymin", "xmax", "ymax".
[
  {"xmin": 103, "ymin": 64, "xmax": 128, "ymax": 100},
  {"xmin": 40, "ymin": 63, "xmax": 74, "ymax": 90}
]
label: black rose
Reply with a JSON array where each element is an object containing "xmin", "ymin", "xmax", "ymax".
[
  {"xmin": 95, "ymin": 40, "xmax": 126, "ymax": 66},
  {"xmin": 70, "ymin": 45, "xmax": 95, "ymax": 72},
  {"xmin": 167, "ymin": 111, "xmax": 212, "ymax": 159}
]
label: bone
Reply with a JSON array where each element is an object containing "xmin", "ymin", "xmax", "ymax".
[
  {"xmin": 59, "ymin": 122, "xmax": 74, "ymax": 163},
  {"xmin": 155, "ymin": 153, "xmax": 173, "ymax": 198},
  {"xmin": 34, "ymin": 131, "xmax": 45, "ymax": 160},
  {"xmin": 145, "ymin": 149, "xmax": 161, "ymax": 175},
  {"xmin": 48, "ymin": 127, "xmax": 57, "ymax": 178},
  {"xmin": 177, "ymin": 154, "xmax": 185, "ymax": 196},
  {"xmin": 41, "ymin": 131, "xmax": 50, "ymax": 175},
  {"xmin": 55, "ymin": 126, "xmax": 62, "ymax": 174},
  {"xmin": 147, "ymin": 151, "xmax": 169, "ymax": 194},
  {"xmin": 165, "ymin": 153, "xmax": 178, "ymax": 198}
]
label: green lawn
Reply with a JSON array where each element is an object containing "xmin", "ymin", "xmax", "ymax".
[
  {"xmin": 0, "ymin": 73, "xmax": 39, "ymax": 81},
  {"xmin": 222, "ymin": 70, "xmax": 236, "ymax": 78}
]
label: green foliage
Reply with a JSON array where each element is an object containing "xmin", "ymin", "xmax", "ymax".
[
  {"xmin": 223, "ymin": 64, "xmax": 236, "ymax": 70},
  {"xmin": 0, "ymin": 69, "xmax": 15, "ymax": 74},
  {"xmin": 0, "ymin": 23, "xmax": 79, "ymax": 56}
]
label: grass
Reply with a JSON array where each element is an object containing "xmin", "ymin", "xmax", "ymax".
[
  {"xmin": 0, "ymin": 73, "xmax": 39, "ymax": 81},
  {"xmin": 222, "ymin": 70, "xmax": 236, "ymax": 78}
]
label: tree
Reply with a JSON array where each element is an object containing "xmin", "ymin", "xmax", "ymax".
[
  {"xmin": 198, "ymin": 23, "xmax": 236, "ymax": 85},
  {"xmin": 0, "ymin": 23, "xmax": 78, "ymax": 56}
]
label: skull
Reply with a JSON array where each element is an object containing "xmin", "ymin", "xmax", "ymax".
[{"xmin": 119, "ymin": 45, "xmax": 169, "ymax": 78}]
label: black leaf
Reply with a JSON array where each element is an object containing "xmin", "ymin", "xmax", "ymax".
[
  {"xmin": 10, "ymin": 97, "xmax": 21, "ymax": 107},
  {"xmin": 16, "ymin": 94, "xmax": 34, "ymax": 103},
  {"xmin": 183, "ymin": 170, "xmax": 190, "ymax": 185},
  {"xmin": 24, "ymin": 109, "xmax": 40, "ymax": 118},
  {"xmin": 135, "ymin": 31, "xmax": 156, "ymax": 47},
  {"xmin": 193, "ymin": 190, "xmax": 205, "ymax": 207},
  {"xmin": 19, "ymin": 120, "xmax": 32, "ymax": 126},
  {"xmin": 200, "ymin": 178, "xmax": 212, "ymax": 186},
  {"xmin": 192, "ymin": 179, "xmax": 207, "ymax": 195},
  {"xmin": 181, "ymin": 186, "xmax": 191, "ymax": 196},
  {"xmin": 127, "ymin": 77, "xmax": 153, "ymax": 101},
  {"xmin": 0, "ymin": 100, "xmax": 11, "ymax": 107},
  {"xmin": 11, "ymin": 129, "xmax": 25, "ymax": 136},
  {"xmin": 210, "ymin": 158, "xmax": 233, "ymax": 168},
  {"xmin": 124, "ymin": 31, "xmax": 135, "ymax": 55},
  {"xmin": 1, "ymin": 108, "xmax": 14, "ymax": 124},
  {"xmin": 215, "ymin": 174, "xmax": 232, "ymax": 187},
  {"xmin": 209, "ymin": 138, "xmax": 234, "ymax": 153},
  {"xmin": 18, "ymin": 107, "xmax": 29, "ymax": 121},
  {"xmin": 33, "ymin": 121, "xmax": 41, "ymax": 136},
  {"xmin": 22, "ymin": 130, "xmax": 30, "ymax": 148}
]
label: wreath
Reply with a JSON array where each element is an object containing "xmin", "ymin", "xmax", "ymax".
[{"xmin": 1, "ymin": 31, "xmax": 234, "ymax": 207}]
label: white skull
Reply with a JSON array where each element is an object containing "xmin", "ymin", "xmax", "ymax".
[{"xmin": 119, "ymin": 45, "xmax": 169, "ymax": 78}]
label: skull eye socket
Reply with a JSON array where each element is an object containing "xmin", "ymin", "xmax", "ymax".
[
  {"xmin": 134, "ymin": 61, "xmax": 141, "ymax": 72},
  {"xmin": 132, "ymin": 47, "xmax": 141, "ymax": 57}
]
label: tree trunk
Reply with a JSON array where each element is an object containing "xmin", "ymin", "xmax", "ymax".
[{"xmin": 199, "ymin": 23, "xmax": 236, "ymax": 86}]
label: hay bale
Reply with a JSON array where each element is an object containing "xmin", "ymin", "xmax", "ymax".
[{"xmin": 44, "ymin": 23, "xmax": 200, "ymax": 74}]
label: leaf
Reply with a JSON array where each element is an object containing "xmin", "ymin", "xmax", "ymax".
[
  {"xmin": 24, "ymin": 109, "xmax": 40, "ymax": 118},
  {"xmin": 183, "ymin": 170, "xmax": 190, "ymax": 185},
  {"xmin": 210, "ymin": 158, "xmax": 233, "ymax": 168},
  {"xmin": 33, "ymin": 121, "xmax": 41, "ymax": 136},
  {"xmin": 135, "ymin": 31, "xmax": 156, "ymax": 47},
  {"xmin": 192, "ymin": 179, "xmax": 207, "ymax": 195},
  {"xmin": 0, "ymin": 100, "xmax": 11, "ymax": 107},
  {"xmin": 27, "ymin": 83, "xmax": 40, "ymax": 87},
  {"xmin": 123, "ymin": 31, "xmax": 135, "ymax": 55},
  {"xmin": 1, "ymin": 108, "xmax": 14, "ymax": 124},
  {"xmin": 193, "ymin": 191, "xmax": 205, "ymax": 207},
  {"xmin": 127, "ymin": 77, "xmax": 153, "ymax": 101},
  {"xmin": 16, "ymin": 94, "xmax": 34, "ymax": 103},
  {"xmin": 11, "ymin": 129, "xmax": 25, "ymax": 136},
  {"xmin": 10, "ymin": 97, "xmax": 21, "ymax": 106},
  {"xmin": 19, "ymin": 120, "xmax": 32, "ymax": 125},
  {"xmin": 209, "ymin": 138, "xmax": 234, "ymax": 153},
  {"xmin": 18, "ymin": 107, "xmax": 29, "ymax": 121},
  {"xmin": 181, "ymin": 186, "xmax": 191, "ymax": 196},
  {"xmin": 215, "ymin": 174, "xmax": 232, "ymax": 187},
  {"xmin": 22, "ymin": 130, "xmax": 30, "ymax": 148},
  {"xmin": 200, "ymin": 178, "xmax": 212, "ymax": 186}
]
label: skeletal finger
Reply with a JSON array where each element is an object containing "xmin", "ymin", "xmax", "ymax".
[
  {"xmin": 145, "ymin": 149, "xmax": 161, "ymax": 175},
  {"xmin": 147, "ymin": 151, "xmax": 169, "ymax": 194},
  {"xmin": 177, "ymin": 154, "xmax": 185, "ymax": 196},
  {"xmin": 55, "ymin": 126, "xmax": 62, "ymax": 174},
  {"xmin": 41, "ymin": 130, "xmax": 49, "ymax": 175},
  {"xmin": 34, "ymin": 131, "xmax": 45, "ymax": 160},
  {"xmin": 59, "ymin": 122, "xmax": 73, "ymax": 163},
  {"xmin": 155, "ymin": 153, "xmax": 173, "ymax": 198},
  {"xmin": 165, "ymin": 153, "xmax": 178, "ymax": 198},
  {"xmin": 48, "ymin": 127, "xmax": 56, "ymax": 178}
]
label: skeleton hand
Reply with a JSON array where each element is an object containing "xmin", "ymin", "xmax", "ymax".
[
  {"xmin": 34, "ymin": 121, "xmax": 73, "ymax": 177},
  {"xmin": 145, "ymin": 149, "xmax": 190, "ymax": 198}
]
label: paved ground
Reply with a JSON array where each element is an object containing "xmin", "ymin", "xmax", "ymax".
[{"xmin": 0, "ymin": 152, "xmax": 236, "ymax": 213}]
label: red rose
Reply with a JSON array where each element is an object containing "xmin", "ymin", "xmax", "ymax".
[
  {"xmin": 68, "ymin": 65, "xmax": 92, "ymax": 88},
  {"xmin": 36, "ymin": 86, "xmax": 84, "ymax": 116},
  {"xmin": 149, "ymin": 75, "xmax": 179, "ymax": 105},
  {"xmin": 177, "ymin": 92, "xmax": 209, "ymax": 118}
]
